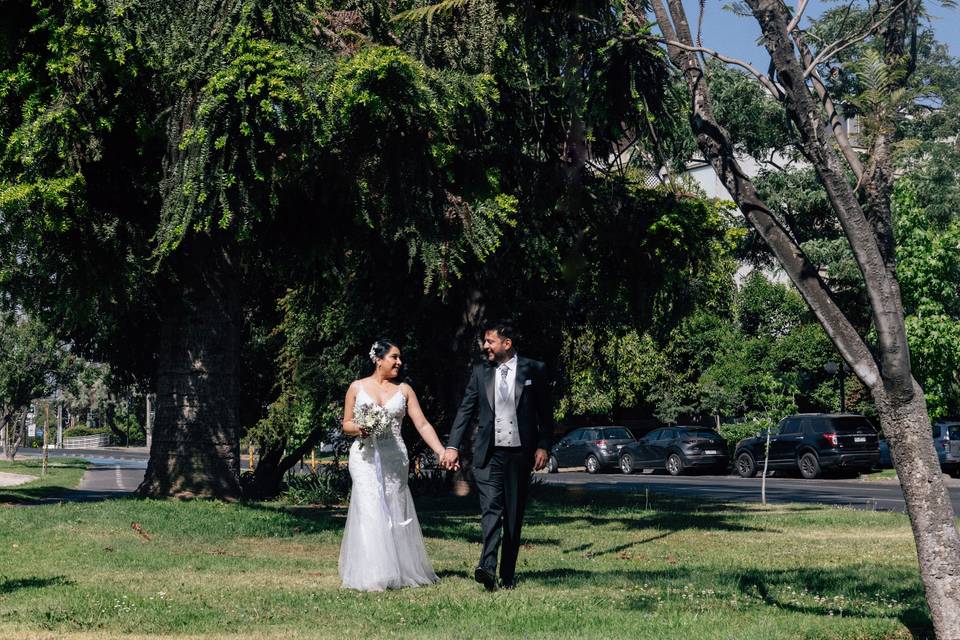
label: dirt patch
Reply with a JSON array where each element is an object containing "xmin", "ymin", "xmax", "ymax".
[{"xmin": 0, "ymin": 471, "xmax": 37, "ymax": 487}]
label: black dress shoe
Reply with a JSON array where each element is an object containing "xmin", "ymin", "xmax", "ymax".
[{"xmin": 474, "ymin": 567, "xmax": 497, "ymax": 591}]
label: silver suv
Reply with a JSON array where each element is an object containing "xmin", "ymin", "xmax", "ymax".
[{"xmin": 880, "ymin": 421, "xmax": 960, "ymax": 476}]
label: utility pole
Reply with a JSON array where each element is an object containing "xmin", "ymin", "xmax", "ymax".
[
  {"xmin": 42, "ymin": 404, "xmax": 49, "ymax": 476},
  {"xmin": 145, "ymin": 393, "xmax": 154, "ymax": 449}
]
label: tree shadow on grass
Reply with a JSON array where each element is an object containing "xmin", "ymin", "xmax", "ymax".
[
  {"xmin": 0, "ymin": 576, "xmax": 73, "ymax": 594},
  {"xmin": 519, "ymin": 565, "xmax": 931, "ymax": 638},
  {"xmin": 527, "ymin": 487, "xmax": 780, "ymax": 559},
  {"xmin": 736, "ymin": 567, "xmax": 932, "ymax": 639}
]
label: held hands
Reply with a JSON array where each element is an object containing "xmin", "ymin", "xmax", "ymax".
[{"xmin": 439, "ymin": 448, "xmax": 460, "ymax": 471}]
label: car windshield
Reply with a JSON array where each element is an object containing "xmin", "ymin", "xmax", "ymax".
[
  {"xmin": 829, "ymin": 417, "xmax": 876, "ymax": 434},
  {"xmin": 603, "ymin": 428, "xmax": 633, "ymax": 440},
  {"xmin": 680, "ymin": 429, "xmax": 719, "ymax": 439}
]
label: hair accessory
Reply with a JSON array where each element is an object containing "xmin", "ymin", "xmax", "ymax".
[{"xmin": 369, "ymin": 343, "xmax": 379, "ymax": 363}]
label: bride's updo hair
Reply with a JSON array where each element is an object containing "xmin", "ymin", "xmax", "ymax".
[{"xmin": 364, "ymin": 338, "xmax": 399, "ymax": 375}]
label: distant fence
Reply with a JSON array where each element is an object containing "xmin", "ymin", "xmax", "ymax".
[{"xmin": 63, "ymin": 433, "xmax": 111, "ymax": 449}]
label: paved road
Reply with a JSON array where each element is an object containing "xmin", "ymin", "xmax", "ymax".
[
  {"xmin": 16, "ymin": 448, "xmax": 960, "ymax": 513},
  {"xmin": 15, "ymin": 448, "xmax": 147, "ymax": 499},
  {"xmin": 540, "ymin": 469, "xmax": 960, "ymax": 513}
]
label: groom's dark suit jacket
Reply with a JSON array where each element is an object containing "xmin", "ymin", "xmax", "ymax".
[{"xmin": 448, "ymin": 356, "xmax": 554, "ymax": 468}]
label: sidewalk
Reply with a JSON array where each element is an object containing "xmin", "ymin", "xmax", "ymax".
[{"xmin": 0, "ymin": 471, "xmax": 36, "ymax": 487}]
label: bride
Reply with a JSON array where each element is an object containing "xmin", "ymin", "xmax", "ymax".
[{"xmin": 338, "ymin": 338, "xmax": 451, "ymax": 591}]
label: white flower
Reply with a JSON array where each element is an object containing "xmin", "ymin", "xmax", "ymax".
[{"xmin": 369, "ymin": 344, "xmax": 378, "ymax": 363}]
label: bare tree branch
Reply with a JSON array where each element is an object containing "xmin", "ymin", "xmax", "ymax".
[
  {"xmin": 802, "ymin": 0, "xmax": 909, "ymax": 76},
  {"xmin": 646, "ymin": 36, "xmax": 783, "ymax": 97},
  {"xmin": 785, "ymin": 0, "xmax": 809, "ymax": 32},
  {"xmin": 794, "ymin": 34, "xmax": 865, "ymax": 179}
]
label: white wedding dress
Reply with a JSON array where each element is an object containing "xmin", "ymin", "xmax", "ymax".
[{"xmin": 338, "ymin": 387, "xmax": 439, "ymax": 591}]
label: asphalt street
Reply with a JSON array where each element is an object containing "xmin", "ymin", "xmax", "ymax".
[
  {"xmin": 13, "ymin": 448, "xmax": 960, "ymax": 513},
  {"xmin": 539, "ymin": 469, "xmax": 960, "ymax": 514}
]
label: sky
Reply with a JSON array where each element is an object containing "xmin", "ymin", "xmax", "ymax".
[{"xmin": 674, "ymin": 0, "xmax": 959, "ymax": 68}]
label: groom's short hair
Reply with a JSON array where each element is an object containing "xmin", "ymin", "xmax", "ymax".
[{"xmin": 484, "ymin": 319, "xmax": 519, "ymax": 344}]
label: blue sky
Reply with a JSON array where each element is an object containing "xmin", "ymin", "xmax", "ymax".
[{"xmin": 675, "ymin": 0, "xmax": 959, "ymax": 67}]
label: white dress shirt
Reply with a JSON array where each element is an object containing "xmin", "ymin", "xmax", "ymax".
[{"xmin": 494, "ymin": 355, "xmax": 521, "ymax": 447}]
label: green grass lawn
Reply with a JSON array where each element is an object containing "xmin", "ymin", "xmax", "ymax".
[
  {"xmin": 0, "ymin": 457, "xmax": 87, "ymax": 503},
  {"xmin": 0, "ymin": 485, "xmax": 930, "ymax": 640}
]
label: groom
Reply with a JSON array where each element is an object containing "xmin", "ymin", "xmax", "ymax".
[{"xmin": 440, "ymin": 320, "xmax": 553, "ymax": 590}]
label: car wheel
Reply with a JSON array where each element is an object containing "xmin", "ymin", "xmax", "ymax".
[
  {"xmin": 799, "ymin": 452, "xmax": 821, "ymax": 479},
  {"xmin": 666, "ymin": 453, "xmax": 684, "ymax": 476},
  {"xmin": 620, "ymin": 453, "xmax": 634, "ymax": 474},
  {"xmin": 736, "ymin": 452, "xmax": 757, "ymax": 478},
  {"xmin": 585, "ymin": 454, "xmax": 600, "ymax": 474},
  {"xmin": 546, "ymin": 455, "xmax": 559, "ymax": 474}
]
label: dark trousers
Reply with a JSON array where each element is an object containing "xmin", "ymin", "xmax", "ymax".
[{"xmin": 473, "ymin": 447, "xmax": 532, "ymax": 584}]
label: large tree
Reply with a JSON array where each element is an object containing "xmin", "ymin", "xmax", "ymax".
[
  {"xmin": 0, "ymin": 312, "xmax": 64, "ymax": 460},
  {"xmin": 647, "ymin": 0, "xmax": 960, "ymax": 632},
  {"xmin": 1, "ymin": 1, "xmax": 523, "ymax": 498}
]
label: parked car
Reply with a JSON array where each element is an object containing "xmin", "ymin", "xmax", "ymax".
[
  {"xmin": 735, "ymin": 413, "xmax": 879, "ymax": 479},
  {"xmin": 618, "ymin": 426, "xmax": 729, "ymax": 476},
  {"xmin": 547, "ymin": 426, "xmax": 636, "ymax": 474},
  {"xmin": 879, "ymin": 420, "xmax": 960, "ymax": 476}
]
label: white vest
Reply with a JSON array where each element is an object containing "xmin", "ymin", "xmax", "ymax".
[{"xmin": 494, "ymin": 358, "xmax": 521, "ymax": 447}]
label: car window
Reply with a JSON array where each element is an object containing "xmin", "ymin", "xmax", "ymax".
[
  {"xmin": 584, "ymin": 429, "xmax": 600, "ymax": 441},
  {"xmin": 779, "ymin": 419, "xmax": 801, "ymax": 435},
  {"xmin": 658, "ymin": 429, "xmax": 675, "ymax": 441},
  {"xmin": 681, "ymin": 429, "xmax": 719, "ymax": 439},
  {"xmin": 565, "ymin": 430, "xmax": 584, "ymax": 442},
  {"xmin": 934, "ymin": 423, "xmax": 960, "ymax": 439},
  {"xmin": 828, "ymin": 417, "xmax": 876, "ymax": 434},
  {"xmin": 603, "ymin": 428, "xmax": 633, "ymax": 440}
]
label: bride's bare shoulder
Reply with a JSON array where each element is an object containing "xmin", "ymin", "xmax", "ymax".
[{"xmin": 347, "ymin": 379, "xmax": 369, "ymax": 392}]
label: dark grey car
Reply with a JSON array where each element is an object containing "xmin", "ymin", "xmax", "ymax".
[
  {"xmin": 547, "ymin": 426, "xmax": 636, "ymax": 474},
  {"xmin": 619, "ymin": 426, "xmax": 729, "ymax": 476}
]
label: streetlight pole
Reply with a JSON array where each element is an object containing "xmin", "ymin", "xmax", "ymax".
[{"xmin": 824, "ymin": 361, "xmax": 848, "ymax": 413}]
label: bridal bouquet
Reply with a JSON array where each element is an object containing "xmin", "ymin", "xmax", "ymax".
[{"xmin": 353, "ymin": 403, "xmax": 392, "ymax": 449}]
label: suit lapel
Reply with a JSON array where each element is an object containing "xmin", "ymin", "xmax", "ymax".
[
  {"xmin": 484, "ymin": 364, "xmax": 496, "ymax": 410},
  {"xmin": 514, "ymin": 357, "xmax": 527, "ymax": 408}
]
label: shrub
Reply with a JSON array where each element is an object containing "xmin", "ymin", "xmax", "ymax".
[
  {"xmin": 281, "ymin": 464, "xmax": 351, "ymax": 506},
  {"xmin": 718, "ymin": 421, "xmax": 767, "ymax": 454},
  {"xmin": 63, "ymin": 426, "xmax": 109, "ymax": 438}
]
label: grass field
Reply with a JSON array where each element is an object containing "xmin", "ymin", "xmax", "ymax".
[
  {"xmin": 0, "ymin": 483, "xmax": 931, "ymax": 640},
  {"xmin": 0, "ymin": 457, "xmax": 87, "ymax": 503}
]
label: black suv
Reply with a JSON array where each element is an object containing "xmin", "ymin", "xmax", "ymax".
[
  {"xmin": 547, "ymin": 426, "xmax": 636, "ymax": 474},
  {"xmin": 734, "ymin": 413, "xmax": 880, "ymax": 479}
]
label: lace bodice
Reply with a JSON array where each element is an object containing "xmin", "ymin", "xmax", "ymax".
[{"xmin": 355, "ymin": 386, "xmax": 406, "ymax": 439}]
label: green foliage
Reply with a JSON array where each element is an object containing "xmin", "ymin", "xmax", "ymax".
[
  {"xmin": 160, "ymin": 35, "xmax": 321, "ymax": 253},
  {"xmin": 847, "ymin": 49, "xmax": 914, "ymax": 143},
  {"xmin": 0, "ymin": 312, "xmax": 65, "ymax": 419},
  {"xmin": 705, "ymin": 62, "xmax": 794, "ymax": 162},
  {"xmin": 280, "ymin": 464, "xmax": 350, "ymax": 506},
  {"xmin": 62, "ymin": 426, "xmax": 109, "ymax": 438},
  {"xmin": 895, "ymin": 168, "xmax": 960, "ymax": 417},
  {"xmin": 718, "ymin": 421, "xmax": 764, "ymax": 455}
]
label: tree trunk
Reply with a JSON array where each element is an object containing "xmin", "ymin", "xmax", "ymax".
[
  {"xmin": 137, "ymin": 237, "xmax": 242, "ymax": 499},
  {"xmin": 879, "ymin": 380, "xmax": 960, "ymax": 634},
  {"xmin": 245, "ymin": 438, "xmax": 288, "ymax": 499}
]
